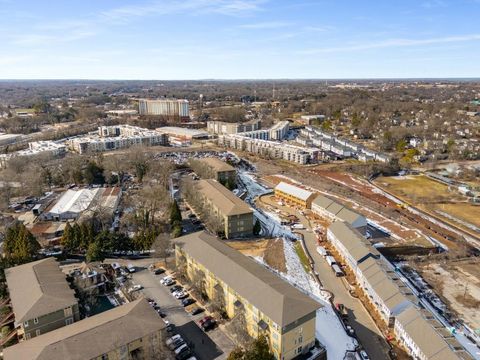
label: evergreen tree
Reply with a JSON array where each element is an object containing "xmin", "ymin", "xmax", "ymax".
[
  {"xmin": 86, "ymin": 241, "xmax": 104, "ymax": 262},
  {"xmin": 245, "ymin": 335, "xmax": 275, "ymax": 360},
  {"xmin": 3, "ymin": 223, "xmax": 40, "ymax": 265},
  {"xmin": 253, "ymin": 219, "xmax": 261, "ymax": 236},
  {"xmin": 61, "ymin": 222, "xmax": 74, "ymax": 251},
  {"xmin": 170, "ymin": 200, "xmax": 182, "ymax": 225}
]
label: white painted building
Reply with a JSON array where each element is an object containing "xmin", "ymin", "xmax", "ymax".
[{"xmin": 138, "ymin": 99, "xmax": 189, "ymax": 118}]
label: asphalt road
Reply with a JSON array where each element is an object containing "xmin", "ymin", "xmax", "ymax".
[
  {"xmin": 131, "ymin": 266, "xmax": 235, "ymax": 360},
  {"xmin": 259, "ymin": 196, "xmax": 391, "ymax": 360}
]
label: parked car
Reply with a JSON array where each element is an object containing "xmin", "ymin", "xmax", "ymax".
[
  {"xmin": 176, "ymin": 350, "xmax": 192, "ymax": 360},
  {"xmin": 174, "ymin": 344, "xmax": 190, "ymax": 355},
  {"xmin": 182, "ymin": 298, "xmax": 196, "ymax": 307},
  {"xmin": 170, "ymin": 285, "xmax": 183, "ymax": 293},
  {"xmin": 163, "ymin": 278, "xmax": 176, "ymax": 286},
  {"xmin": 127, "ymin": 264, "xmax": 136, "ymax": 273},
  {"xmin": 201, "ymin": 319, "xmax": 216, "ymax": 331},
  {"xmin": 166, "ymin": 334, "xmax": 182, "ymax": 346},
  {"xmin": 345, "ymin": 325, "xmax": 355, "ymax": 337},
  {"xmin": 128, "ymin": 284, "xmax": 143, "ymax": 293},
  {"xmin": 188, "ymin": 307, "xmax": 204, "ymax": 316},
  {"xmin": 359, "ymin": 350, "xmax": 370, "ymax": 360},
  {"xmin": 199, "ymin": 316, "xmax": 213, "ymax": 326},
  {"xmin": 154, "ymin": 268, "xmax": 166, "ymax": 275},
  {"xmin": 168, "ymin": 338, "xmax": 186, "ymax": 350},
  {"xmin": 175, "ymin": 291, "xmax": 188, "ymax": 299}
]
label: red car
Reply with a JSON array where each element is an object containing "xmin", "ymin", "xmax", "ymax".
[{"xmin": 199, "ymin": 316, "xmax": 213, "ymax": 326}]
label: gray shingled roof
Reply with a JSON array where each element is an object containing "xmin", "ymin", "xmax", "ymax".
[
  {"xmin": 5, "ymin": 258, "xmax": 78, "ymax": 323},
  {"xmin": 175, "ymin": 231, "xmax": 321, "ymax": 328},
  {"xmin": 3, "ymin": 299, "xmax": 165, "ymax": 360},
  {"xmin": 197, "ymin": 179, "xmax": 253, "ymax": 216}
]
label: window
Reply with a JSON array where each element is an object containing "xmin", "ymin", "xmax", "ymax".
[
  {"xmin": 298, "ymin": 336, "xmax": 303, "ymax": 343},
  {"xmin": 65, "ymin": 318, "xmax": 73, "ymax": 325},
  {"xmin": 33, "ymin": 317, "xmax": 39, "ymax": 324},
  {"xmin": 25, "ymin": 333, "xmax": 31, "ymax": 340},
  {"xmin": 64, "ymin": 307, "xmax": 73, "ymax": 317},
  {"xmin": 36, "ymin": 329, "xmax": 41, "ymax": 337},
  {"xmin": 24, "ymin": 320, "xmax": 29, "ymax": 327},
  {"xmin": 297, "ymin": 346, "xmax": 302, "ymax": 354}
]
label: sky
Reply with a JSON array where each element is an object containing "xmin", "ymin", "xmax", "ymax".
[{"xmin": 0, "ymin": 0, "xmax": 479, "ymax": 79}]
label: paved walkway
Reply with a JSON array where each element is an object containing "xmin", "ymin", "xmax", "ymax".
[{"xmin": 132, "ymin": 265, "xmax": 235, "ymax": 360}]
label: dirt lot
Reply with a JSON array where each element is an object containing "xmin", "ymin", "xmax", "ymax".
[
  {"xmin": 417, "ymin": 258, "xmax": 480, "ymax": 330},
  {"xmin": 227, "ymin": 238, "xmax": 287, "ymax": 273}
]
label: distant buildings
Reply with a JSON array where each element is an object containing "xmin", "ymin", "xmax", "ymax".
[
  {"xmin": 0, "ymin": 141, "xmax": 66, "ymax": 169},
  {"xmin": 207, "ymin": 120, "xmax": 260, "ymax": 135},
  {"xmin": 299, "ymin": 126, "xmax": 391, "ymax": 163},
  {"xmin": 156, "ymin": 126, "xmax": 209, "ymax": 146},
  {"xmin": 3, "ymin": 299, "xmax": 167, "ymax": 360},
  {"xmin": 175, "ymin": 231, "xmax": 321, "ymax": 360},
  {"xmin": 0, "ymin": 132, "xmax": 23, "ymax": 146},
  {"xmin": 274, "ymin": 182, "xmax": 316, "ymax": 209},
  {"xmin": 219, "ymin": 135, "xmax": 318, "ymax": 164},
  {"xmin": 196, "ymin": 179, "xmax": 253, "ymax": 238},
  {"xmin": 67, "ymin": 125, "xmax": 168, "ymax": 154},
  {"xmin": 138, "ymin": 98, "xmax": 189, "ymax": 118},
  {"xmin": 5, "ymin": 258, "xmax": 80, "ymax": 340},
  {"xmin": 299, "ymin": 115, "xmax": 325, "ymax": 125}
]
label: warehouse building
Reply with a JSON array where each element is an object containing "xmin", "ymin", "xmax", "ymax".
[
  {"xmin": 175, "ymin": 231, "xmax": 321, "ymax": 360},
  {"xmin": 207, "ymin": 119, "xmax": 260, "ymax": 135},
  {"xmin": 197, "ymin": 179, "xmax": 253, "ymax": 238},
  {"xmin": 5, "ymin": 258, "xmax": 80, "ymax": 340},
  {"xmin": 274, "ymin": 182, "xmax": 316, "ymax": 209},
  {"xmin": 156, "ymin": 126, "xmax": 209, "ymax": 146},
  {"xmin": 42, "ymin": 187, "xmax": 121, "ymax": 221},
  {"xmin": 3, "ymin": 299, "xmax": 166, "ymax": 360}
]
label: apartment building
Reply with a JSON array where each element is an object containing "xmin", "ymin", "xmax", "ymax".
[
  {"xmin": 5, "ymin": 258, "xmax": 80, "ymax": 340},
  {"xmin": 196, "ymin": 179, "xmax": 253, "ymax": 238},
  {"xmin": 326, "ymin": 221, "xmax": 468, "ymax": 359},
  {"xmin": 274, "ymin": 182, "xmax": 316, "ymax": 209},
  {"xmin": 68, "ymin": 125, "xmax": 168, "ymax": 154},
  {"xmin": 175, "ymin": 231, "xmax": 321, "ymax": 360},
  {"xmin": 0, "ymin": 141, "xmax": 66, "ymax": 169},
  {"xmin": 197, "ymin": 157, "xmax": 236, "ymax": 184},
  {"xmin": 3, "ymin": 299, "xmax": 167, "ymax": 360},
  {"xmin": 138, "ymin": 98, "xmax": 189, "ymax": 118},
  {"xmin": 311, "ymin": 195, "xmax": 367, "ymax": 229},
  {"xmin": 207, "ymin": 119, "xmax": 260, "ymax": 134},
  {"xmin": 218, "ymin": 135, "xmax": 318, "ymax": 164}
]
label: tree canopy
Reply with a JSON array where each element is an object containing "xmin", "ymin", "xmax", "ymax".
[{"xmin": 3, "ymin": 223, "xmax": 40, "ymax": 265}]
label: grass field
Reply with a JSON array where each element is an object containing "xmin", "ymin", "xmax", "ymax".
[{"xmin": 375, "ymin": 175, "xmax": 479, "ymax": 229}]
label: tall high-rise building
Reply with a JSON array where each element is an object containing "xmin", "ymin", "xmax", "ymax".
[{"xmin": 138, "ymin": 99, "xmax": 189, "ymax": 118}]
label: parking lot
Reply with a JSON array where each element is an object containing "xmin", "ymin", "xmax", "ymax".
[{"xmin": 131, "ymin": 265, "xmax": 235, "ymax": 360}]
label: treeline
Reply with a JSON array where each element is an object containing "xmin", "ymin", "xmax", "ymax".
[{"xmin": 3, "ymin": 222, "xmax": 41, "ymax": 266}]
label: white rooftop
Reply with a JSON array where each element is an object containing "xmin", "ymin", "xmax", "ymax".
[
  {"xmin": 49, "ymin": 189, "xmax": 99, "ymax": 215},
  {"xmin": 275, "ymin": 182, "xmax": 314, "ymax": 201},
  {"xmin": 156, "ymin": 127, "xmax": 208, "ymax": 137}
]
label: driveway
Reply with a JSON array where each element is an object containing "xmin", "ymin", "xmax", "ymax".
[{"xmin": 132, "ymin": 266, "xmax": 235, "ymax": 360}]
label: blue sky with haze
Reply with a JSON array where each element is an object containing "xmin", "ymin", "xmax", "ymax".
[{"xmin": 1, "ymin": 0, "xmax": 479, "ymax": 79}]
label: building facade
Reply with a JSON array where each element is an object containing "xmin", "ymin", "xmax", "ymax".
[
  {"xmin": 207, "ymin": 120, "xmax": 260, "ymax": 135},
  {"xmin": 274, "ymin": 182, "xmax": 316, "ymax": 209},
  {"xmin": 311, "ymin": 195, "xmax": 367, "ymax": 229},
  {"xmin": 196, "ymin": 179, "xmax": 253, "ymax": 238},
  {"xmin": 175, "ymin": 232, "xmax": 321, "ymax": 360},
  {"xmin": 196, "ymin": 157, "xmax": 236, "ymax": 184},
  {"xmin": 68, "ymin": 125, "xmax": 168, "ymax": 154},
  {"xmin": 5, "ymin": 258, "xmax": 80, "ymax": 340},
  {"xmin": 3, "ymin": 299, "xmax": 167, "ymax": 360},
  {"xmin": 138, "ymin": 98, "xmax": 189, "ymax": 118}
]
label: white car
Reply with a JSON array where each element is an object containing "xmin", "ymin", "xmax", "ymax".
[
  {"xmin": 128, "ymin": 284, "xmax": 143, "ymax": 293},
  {"xmin": 174, "ymin": 291, "xmax": 188, "ymax": 299},
  {"xmin": 127, "ymin": 264, "xmax": 136, "ymax": 273},
  {"xmin": 166, "ymin": 334, "xmax": 182, "ymax": 346},
  {"xmin": 174, "ymin": 344, "xmax": 189, "ymax": 355},
  {"xmin": 359, "ymin": 350, "xmax": 370, "ymax": 360}
]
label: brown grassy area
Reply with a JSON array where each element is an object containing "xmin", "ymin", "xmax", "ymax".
[
  {"xmin": 227, "ymin": 238, "xmax": 287, "ymax": 273},
  {"xmin": 431, "ymin": 202, "xmax": 480, "ymax": 228}
]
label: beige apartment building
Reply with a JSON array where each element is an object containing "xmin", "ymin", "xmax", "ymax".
[
  {"xmin": 3, "ymin": 299, "xmax": 167, "ymax": 360},
  {"xmin": 197, "ymin": 157, "xmax": 236, "ymax": 184},
  {"xmin": 196, "ymin": 179, "xmax": 253, "ymax": 238},
  {"xmin": 207, "ymin": 120, "xmax": 260, "ymax": 135},
  {"xmin": 175, "ymin": 232, "xmax": 321, "ymax": 360},
  {"xmin": 5, "ymin": 258, "xmax": 80, "ymax": 340}
]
